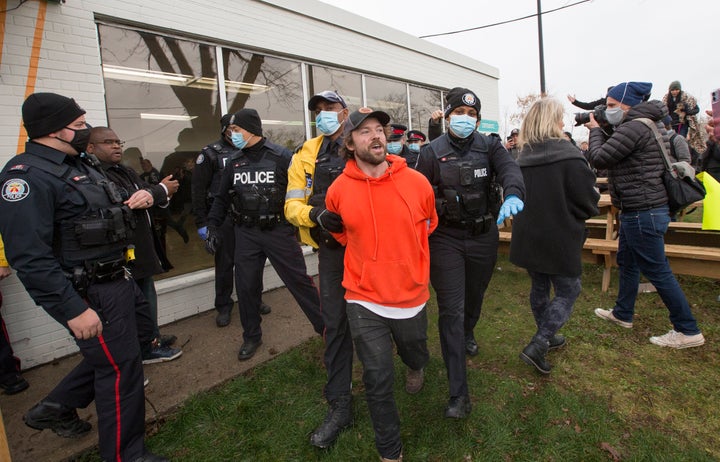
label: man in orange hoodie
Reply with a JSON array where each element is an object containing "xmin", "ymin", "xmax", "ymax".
[{"xmin": 326, "ymin": 108, "xmax": 438, "ymax": 462}]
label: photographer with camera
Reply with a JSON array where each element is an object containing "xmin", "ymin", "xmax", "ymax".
[
  {"xmin": 586, "ymin": 81, "xmax": 705, "ymax": 349},
  {"xmin": 416, "ymin": 87, "xmax": 525, "ymax": 419}
]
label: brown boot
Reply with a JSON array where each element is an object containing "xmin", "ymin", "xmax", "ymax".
[{"xmin": 405, "ymin": 367, "xmax": 424, "ymax": 394}]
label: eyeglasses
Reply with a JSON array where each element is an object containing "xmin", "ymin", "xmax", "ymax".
[{"xmin": 97, "ymin": 140, "xmax": 126, "ymax": 147}]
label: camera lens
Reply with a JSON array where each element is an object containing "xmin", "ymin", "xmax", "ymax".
[{"xmin": 574, "ymin": 112, "xmax": 591, "ymax": 126}]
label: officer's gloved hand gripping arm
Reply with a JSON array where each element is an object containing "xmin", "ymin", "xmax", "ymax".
[{"xmin": 309, "ymin": 206, "xmax": 343, "ymax": 233}]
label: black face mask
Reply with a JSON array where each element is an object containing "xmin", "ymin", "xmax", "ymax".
[{"xmin": 61, "ymin": 125, "xmax": 92, "ymax": 154}]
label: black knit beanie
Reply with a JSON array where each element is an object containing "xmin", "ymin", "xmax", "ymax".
[
  {"xmin": 444, "ymin": 87, "xmax": 481, "ymax": 117},
  {"xmin": 22, "ymin": 92, "xmax": 86, "ymax": 139},
  {"xmin": 229, "ymin": 108, "xmax": 263, "ymax": 137}
]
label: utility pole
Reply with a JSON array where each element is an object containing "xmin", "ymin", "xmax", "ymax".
[{"xmin": 537, "ymin": 0, "xmax": 546, "ymax": 95}]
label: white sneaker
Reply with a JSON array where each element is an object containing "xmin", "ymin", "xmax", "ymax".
[
  {"xmin": 650, "ymin": 330, "xmax": 705, "ymax": 349},
  {"xmin": 594, "ymin": 308, "xmax": 633, "ymax": 328}
]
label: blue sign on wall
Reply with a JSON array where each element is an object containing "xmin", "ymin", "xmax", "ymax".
[{"xmin": 479, "ymin": 119, "xmax": 499, "ymax": 133}]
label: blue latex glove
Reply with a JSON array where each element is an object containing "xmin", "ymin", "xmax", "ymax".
[
  {"xmin": 197, "ymin": 226, "xmax": 208, "ymax": 241},
  {"xmin": 496, "ymin": 194, "xmax": 524, "ymax": 225}
]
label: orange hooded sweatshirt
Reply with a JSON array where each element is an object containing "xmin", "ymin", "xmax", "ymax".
[{"xmin": 326, "ymin": 155, "xmax": 438, "ymax": 308}]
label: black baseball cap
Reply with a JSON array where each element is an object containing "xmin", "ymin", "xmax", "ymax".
[
  {"xmin": 344, "ymin": 107, "xmax": 391, "ymax": 136},
  {"xmin": 308, "ymin": 90, "xmax": 347, "ymax": 111}
]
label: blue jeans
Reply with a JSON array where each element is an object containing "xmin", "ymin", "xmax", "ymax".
[
  {"xmin": 346, "ymin": 302, "xmax": 429, "ymax": 460},
  {"xmin": 612, "ymin": 206, "xmax": 700, "ymax": 335}
]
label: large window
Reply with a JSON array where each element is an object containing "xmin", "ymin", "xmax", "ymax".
[
  {"xmin": 98, "ymin": 24, "xmax": 221, "ymax": 278},
  {"xmin": 223, "ymin": 49, "xmax": 304, "ymax": 151},
  {"xmin": 97, "ymin": 23, "xmax": 445, "ymax": 279},
  {"xmin": 410, "ymin": 85, "xmax": 443, "ymax": 136},
  {"xmin": 365, "ymin": 76, "xmax": 409, "ymax": 127}
]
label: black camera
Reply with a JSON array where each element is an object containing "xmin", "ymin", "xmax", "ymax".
[
  {"xmin": 574, "ymin": 104, "xmax": 608, "ymax": 126},
  {"xmin": 459, "ymin": 166, "xmax": 474, "ymax": 186}
]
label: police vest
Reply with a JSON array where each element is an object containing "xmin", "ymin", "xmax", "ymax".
[
  {"xmin": 429, "ymin": 134, "xmax": 491, "ymax": 221},
  {"xmin": 310, "ymin": 149, "xmax": 346, "ymax": 205},
  {"xmin": 203, "ymin": 141, "xmax": 236, "ymax": 198},
  {"xmin": 230, "ymin": 149, "xmax": 283, "ymax": 219},
  {"xmin": 19, "ymin": 154, "xmax": 134, "ymax": 267}
]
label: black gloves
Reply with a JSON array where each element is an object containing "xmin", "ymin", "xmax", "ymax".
[
  {"xmin": 309, "ymin": 206, "xmax": 343, "ymax": 233},
  {"xmin": 205, "ymin": 226, "xmax": 220, "ymax": 255}
]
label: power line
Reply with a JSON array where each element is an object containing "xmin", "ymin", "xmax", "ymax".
[{"xmin": 419, "ymin": 0, "xmax": 592, "ymax": 38}]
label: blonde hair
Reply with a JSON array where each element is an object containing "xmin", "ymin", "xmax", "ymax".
[{"xmin": 517, "ymin": 97, "xmax": 565, "ymax": 151}]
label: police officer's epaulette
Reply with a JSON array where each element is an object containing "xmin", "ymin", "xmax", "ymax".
[
  {"xmin": 264, "ymin": 142, "xmax": 290, "ymax": 160},
  {"xmin": 7, "ymin": 153, "xmax": 71, "ymax": 178},
  {"xmin": 7, "ymin": 164, "xmax": 30, "ymax": 173}
]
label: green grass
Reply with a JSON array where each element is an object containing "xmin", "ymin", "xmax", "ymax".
[{"xmin": 77, "ymin": 256, "xmax": 720, "ymax": 461}]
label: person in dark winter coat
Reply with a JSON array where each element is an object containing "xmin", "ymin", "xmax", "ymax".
[
  {"xmin": 510, "ymin": 97, "xmax": 599, "ymax": 374},
  {"xmin": 586, "ymin": 81, "xmax": 705, "ymax": 349}
]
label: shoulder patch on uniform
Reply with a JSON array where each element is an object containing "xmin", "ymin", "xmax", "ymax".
[
  {"xmin": 305, "ymin": 172, "xmax": 313, "ymax": 189},
  {"xmin": 8, "ymin": 164, "xmax": 30, "ymax": 172},
  {"xmin": 196, "ymin": 153, "xmax": 205, "ymax": 164},
  {"xmin": 2, "ymin": 178, "xmax": 30, "ymax": 202}
]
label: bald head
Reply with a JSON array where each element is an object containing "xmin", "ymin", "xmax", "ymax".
[{"xmin": 87, "ymin": 126, "xmax": 124, "ymax": 164}]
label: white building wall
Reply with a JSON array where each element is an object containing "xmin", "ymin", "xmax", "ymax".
[{"xmin": 0, "ymin": 0, "xmax": 498, "ymax": 368}]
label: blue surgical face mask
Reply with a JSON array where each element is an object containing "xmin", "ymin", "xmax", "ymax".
[
  {"xmin": 386, "ymin": 141, "xmax": 402, "ymax": 154},
  {"xmin": 604, "ymin": 107, "xmax": 625, "ymax": 126},
  {"xmin": 407, "ymin": 143, "xmax": 421, "ymax": 153},
  {"xmin": 449, "ymin": 114, "xmax": 477, "ymax": 138},
  {"xmin": 231, "ymin": 131, "xmax": 248, "ymax": 150},
  {"xmin": 316, "ymin": 111, "xmax": 342, "ymax": 136}
]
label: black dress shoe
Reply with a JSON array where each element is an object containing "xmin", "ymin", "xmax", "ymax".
[
  {"xmin": 548, "ymin": 334, "xmax": 566, "ymax": 351},
  {"xmin": 0, "ymin": 373, "xmax": 29, "ymax": 395},
  {"xmin": 24, "ymin": 399, "xmax": 92, "ymax": 438},
  {"xmin": 520, "ymin": 339, "xmax": 551, "ymax": 374},
  {"xmin": 465, "ymin": 332, "xmax": 479, "ymax": 356},
  {"xmin": 238, "ymin": 339, "xmax": 263, "ymax": 361},
  {"xmin": 260, "ymin": 302, "xmax": 272, "ymax": 315},
  {"xmin": 216, "ymin": 308, "xmax": 231, "ymax": 327},
  {"xmin": 445, "ymin": 395, "xmax": 472, "ymax": 419}
]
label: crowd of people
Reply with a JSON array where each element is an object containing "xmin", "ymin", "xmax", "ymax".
[{"xmin": 0, "ymin": 78, "xmax": 717, "ymax": 460}]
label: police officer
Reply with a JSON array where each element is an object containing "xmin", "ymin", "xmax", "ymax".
[
  {"xmin": 206, "ymin": 108, "xmax": 323, "ymax": 361},
  {"xmin": 404, "ymin": 129, "xmax": 426, "ymax": 169},
  {"xmin": 0, "ymin": 93, "xmax": 167, "ymax": 462},
  {"xmin": 416, "ymin": 87, "xmax": 525, "ymax": 419},
  {"xmin": 285, "ymin": 90, "xmax": 352, "ymax": 448},
  {"xmin": 191, "ymin": 114, "xmax": 271, "ymax": 327}
]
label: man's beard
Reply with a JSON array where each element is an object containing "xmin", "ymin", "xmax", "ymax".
[{"xmin": 355, "ymin": 139, "xmax": 386, "ymax": 166}]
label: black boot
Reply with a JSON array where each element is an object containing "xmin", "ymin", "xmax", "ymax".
[
  {"xmin": 548, "ymin": 334, "xmax": 566, "ymax": 351},
  {"xmin": 24, "ymin": 399, "xmax": 92, "ymax": 438},
  {"xmin": 464, "ymin": 332, "xmax": 479, "ymax": 356},
  {"xmin": 310, "ymin": 395, "xmax": 353, "ymax": 448},
  {"xmin": 216, "ymin": 307, "xmax": 231, "ymax": 327},
  {"xmin": 520, "ymin": 338, "xmax": 551, "ymax": 375}
]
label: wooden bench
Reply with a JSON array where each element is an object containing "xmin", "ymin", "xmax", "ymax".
[{"xmin": 498, "ymin": 232, "xmax": 720, "ymax": 292}]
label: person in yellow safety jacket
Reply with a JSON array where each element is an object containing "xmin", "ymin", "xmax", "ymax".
[{"xmin": 284, "ymin": 90, "xmax": 355, "ymax": 449}]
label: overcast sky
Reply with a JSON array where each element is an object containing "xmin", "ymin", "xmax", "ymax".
[{"xmin": 320, "ymin": 0, "xmax": 716, "ymax": 140}]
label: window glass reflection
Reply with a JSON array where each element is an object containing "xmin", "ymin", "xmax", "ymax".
[
  {"xmin": 223, "ymin": 49, "xmax": 305, "ymax": 151},
  {"xmin": 365, "ymin": 76, "xmax": 408, "ymax": 127},
  {"xmin": 99, "ymin": 24, "xmax": 219, "ymax": 277},
  {"xmin": 410, "ymin": 85, "xmax": 443, "ymax": 135}
]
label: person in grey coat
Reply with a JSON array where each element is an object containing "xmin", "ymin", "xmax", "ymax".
[{"xmin": 509, "ymin": 97, "xmax": 600, "ymax": 374}]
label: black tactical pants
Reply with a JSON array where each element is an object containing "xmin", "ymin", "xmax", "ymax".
[
  {"xmin": 215, "ymin": 215, "xmax": 236, "ymax": 313},
  {"xmin": 429, "ymin": 225, "xmax": 498, "ymax": 398},
  {"xmin": 317, "ymin": 242, "xmax": 352, "ymax": 402},
  {"xmin": 47, "ymin": 278, "xmax": 147, "ymax": 462},
  {"xmin": 234, "ymin": 223, "xmax": 323, "ymax": 343}
]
